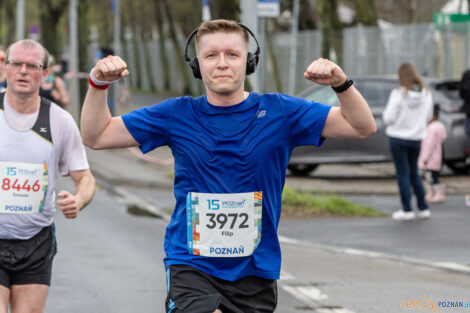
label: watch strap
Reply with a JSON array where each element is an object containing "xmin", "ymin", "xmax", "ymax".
[{"xmin": 332, "ymin": 78, "xmax": 353, "ymax": 93}]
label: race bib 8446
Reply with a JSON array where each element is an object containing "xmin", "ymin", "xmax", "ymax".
[{"xmin": 0, "ymin": 161, "xmax": 49, "ymax": 214}]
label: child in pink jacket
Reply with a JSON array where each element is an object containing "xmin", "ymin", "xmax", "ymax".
[{"xmin": 418, "ymin": 104, "xmax": 447, "ymax": 203}]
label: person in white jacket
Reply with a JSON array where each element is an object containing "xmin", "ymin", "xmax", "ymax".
[{"xmin": 383, "ymin": 63, "xmax": 433, "ymax": 221}]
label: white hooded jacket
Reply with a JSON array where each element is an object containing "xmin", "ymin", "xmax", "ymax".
[{"xmin": 383, "ymin": 86, "xmax": 433, "ymax": 140}]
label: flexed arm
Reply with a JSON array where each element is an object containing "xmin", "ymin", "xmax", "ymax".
[
  {"xmin": 304, "ymin": 58, "xmax": 376, "ymax": 138},
  {"xmin": 81, "ymin": 55, "xmax": 138, "ymax": 149}
]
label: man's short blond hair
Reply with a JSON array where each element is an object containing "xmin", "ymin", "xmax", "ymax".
[
  {"xmin": 195, "ymin": 19, "xmax": 250, "ymax": 48},
  {"xmin": 6, "ymin": 39, "xmax": 49, "ymax": 69}
]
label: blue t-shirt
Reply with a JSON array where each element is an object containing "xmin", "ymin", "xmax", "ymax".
[{"xmin": 122, "ymin": 92, "xmax": 331, "ymax": 281}]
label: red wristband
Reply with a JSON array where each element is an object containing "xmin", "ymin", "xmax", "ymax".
[{"xmin": 88, "ymin": 76, "xmax": 110, "ymax": 90}]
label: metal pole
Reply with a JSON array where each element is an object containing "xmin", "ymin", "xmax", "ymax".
[
  {"xmin": 202, "ymin": 0, "xmax": 211, "ymax": 22},
  {"xmin": 467, "ymin": 22, "xmax": 470, "ymax": 70},
  {"xmin": 69, "ymin": 0, "xmax": 80, "ymax": 123},
  {"xmin": 16, "ymin": 0, "xmax": 25, "ymax": 41},
  {"xmin": 258, "ymin": 17, "xmax": 265, "ymax": 93},
  {"xmin": 113, "ymin": 0, "xmax": 121, "ymax": 117},
  {"xmin": 288, "ymin": 0, "xmax": 299, "ymax": 95},
  {"xmin": 240, "ymin": 0, "xmax": 259, "ymax": 92},
  {"xmin": 458, "ymin": 0, "xmax": 464, "ymax": 13},
  {"xmin": 445, "ymin": 16, "xmax": 454, "ymax": 79}
]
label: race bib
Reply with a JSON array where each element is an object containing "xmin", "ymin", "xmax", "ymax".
[
  {"xmin": 187, "ymin": 191, "xmax": 262, "ymax": 257},
  {"xmin": 0, "ymin": 161, "xmax": 49, "ymax": 214}
]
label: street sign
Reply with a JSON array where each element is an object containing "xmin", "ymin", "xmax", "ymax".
[{"xmin": 257, "ymin": 0, "xmax": 280, "ymax": 18}]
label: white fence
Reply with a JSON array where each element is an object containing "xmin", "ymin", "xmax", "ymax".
[{"xmin": 90, "ymin": 21, "xmax": 470, "ymax": 95}]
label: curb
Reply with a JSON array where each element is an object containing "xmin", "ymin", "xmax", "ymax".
[{"xmin": 92, "ymin": 167, "xmax": 172, "ymax": 221}]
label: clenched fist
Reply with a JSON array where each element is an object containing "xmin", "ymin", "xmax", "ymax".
[
  {"xmin": 304, "ymin": 58, "xmax": 347, "ymax": 88},
  {"xmin": 57, "ymin": 190, "xmax": 81, "ymax": 219},
  {"xmin": 93, "ymin": 55, "xmax": 129, "ymax": 82}
]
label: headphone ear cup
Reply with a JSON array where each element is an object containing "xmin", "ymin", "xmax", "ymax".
[
  {"xmin": 190, "ymin": 57, "xmax": 202, "ymax": 79},
  {"xmin": 246, "ymin": 52, "xmax": 257, "ymax": 75}
]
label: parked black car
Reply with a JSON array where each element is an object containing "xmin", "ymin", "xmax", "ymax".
[{"xmin": 289, "ymin": 76, "xmax": 469, "ymax": 176}]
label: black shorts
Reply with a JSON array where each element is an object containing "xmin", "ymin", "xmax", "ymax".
[
  {"xmin": 166, "ymin": 264, "xmax": 277, "ymax": 313},
  {"xmin": 0, "ymin": 225, "xmax": 57, "ymax": 288}
]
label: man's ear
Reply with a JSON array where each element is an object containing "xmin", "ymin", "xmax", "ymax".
[{"xmin": 41, "ymin": 68, "xmax": 49, "ymax": 83}]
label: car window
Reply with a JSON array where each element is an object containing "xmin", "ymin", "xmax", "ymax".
[
  {"xmin": 354, "ymin": 80, "xmax": 396, "ymax": 108},
  {"xmin": 301, "ymin": 80, "xmax": 397, "ymax": 108},
  {"xmin": 429, "ymin": 82, "xmax": 463, "ymax": 112},
  {"xmin": 302, "ymin": 86, "xmax": 339, "ymax": 106}
]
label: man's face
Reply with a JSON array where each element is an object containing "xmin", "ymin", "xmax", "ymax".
[
  {"xmin": 197, "ymin": 32, "xmax": 248, "ymax": 97},
  {"xmin": 5, "ymin": 44, "xmax": 47, "ymax": 97}
]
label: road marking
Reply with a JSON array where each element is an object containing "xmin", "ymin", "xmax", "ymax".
[
  {"xmin": 280, "ymin": 269, "xmax": 355, "ymax": 313},
  {"xmin": 431, "ymin": 262, "xmax": 470, "ymax": 274},
  {"xmin": 281, "ymin": 285, "xmax": 327, "ymax": 305},
  {"xmin": 280, "ymin": 270, "xmax": 295, "ymax": 281},
  {"xmin": 281, "ymin": 284, "xmax": 356, "ymax": 313},
  {"xmin": 316, "ymin": 309, "xmax": 356, "ymax": 313},
  {"xmin": 279, "ymin": 235, "xmax": 300, "ymax": 244}
]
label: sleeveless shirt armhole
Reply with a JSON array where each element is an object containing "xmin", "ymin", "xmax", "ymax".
[{"xmin": 0, "ymin": 92, "xmax": 5, "ymax": 110}]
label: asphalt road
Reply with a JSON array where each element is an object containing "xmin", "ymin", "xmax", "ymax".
[
  {"xmin": 46, "ymin": 178, "xmax": 167, "ymax": 313},
  {"xmin": 45, "ymin": 177, "xmax": 470, "ymax": 313}
]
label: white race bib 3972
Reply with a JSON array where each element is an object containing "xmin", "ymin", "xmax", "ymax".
[
  {"xmin": 186, "ymin": 191, "xmax": 262, "ymax": 257},
  {"xmin": 0, "ymin": 161, "xmax": 49, "ymax": 214}
]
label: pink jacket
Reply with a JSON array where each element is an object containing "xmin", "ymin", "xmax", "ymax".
[{"xmin": 418, "ymin": 121, "xmax": 447, "ymax": 171}]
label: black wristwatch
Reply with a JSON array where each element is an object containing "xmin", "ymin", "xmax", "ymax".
[{"xmin": 331, "ymin": 78, "xmax": 353, "ymax": 93}]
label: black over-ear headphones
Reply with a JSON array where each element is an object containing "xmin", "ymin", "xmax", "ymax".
[{"xmin": 184, "ymin": 23, "xmax": 261, "ymax": 79}]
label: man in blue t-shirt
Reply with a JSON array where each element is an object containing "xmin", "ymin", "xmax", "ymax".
[{"xmin": 81, "ymin": 19, "xmax": 376, "ymax": 313}]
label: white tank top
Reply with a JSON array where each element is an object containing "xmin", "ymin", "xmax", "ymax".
[{"xmin": 0, "ymin": 92, "xmax": 59, "ymax": 239}]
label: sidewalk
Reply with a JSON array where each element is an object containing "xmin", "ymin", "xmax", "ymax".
[{"xmin": 86, "ymin": 147, "xmax": 173, "ymax": 190}]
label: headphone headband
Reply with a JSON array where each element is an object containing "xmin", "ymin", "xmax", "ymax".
[{"xmin": 184, "ymin": 22, "xmax": 260, "ymax": 79}]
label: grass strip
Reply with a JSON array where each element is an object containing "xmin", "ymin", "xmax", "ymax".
[{"xmin": 282, "ymin": 186, "xmax": 384, "ymax": 218}]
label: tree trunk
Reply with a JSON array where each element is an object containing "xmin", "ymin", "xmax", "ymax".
[
  {"xmin": 265, "ymin": 20, "xmax": 282, "ymax": 92},
  {"xmin": 320, "ymin": 0, "xmax": 343, "ymax": 66},
  {"xmin": 320, "ymin": 0, "xmax": 332, "ymax": 58},
  {"xmin": 5, "ymin": 0, "xmax": 16, "ymax": 46},
  {"xmin": 126, "ymin": 0, "xmax": 142, "ymax": 89},
  {"xmin": 154, "ymin": 1, "xmax": 171, "ymax": 91},
  {"xmin": 78, "ymin": 0, "xmax": 90, "ymax": 107},
  {"xmin": 0, "ymin": 0, "xmax": 3, "ymax": 44},
  {"xmin": 208, "ymin": 0, "xmax": 240, "ymax": 20},
  {"xmin": 143, "ymin": 31, "xmax": 157, "ymax": 92},
  {"xmin": 40, "ymin": 0, "xmax": 68, "ymax": 58},
  {"xmin": 409, "ymin": 0, "xmax": 417, "ymax": 24},
  {"xmin": 161, "ymin": 0, "xmax": 192, "ymax": 95},
  {"xmin": 355, "ymin": 0, "xmax": 378, "ymax": 26}
]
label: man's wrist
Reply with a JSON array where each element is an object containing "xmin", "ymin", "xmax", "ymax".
[
  {"xmin": 89, "ymin": 67, "xmax": 110, "ymax": 90},
  {"xmin": 332, "ymin": 78, "xmax": 353, "ymax": 93}
]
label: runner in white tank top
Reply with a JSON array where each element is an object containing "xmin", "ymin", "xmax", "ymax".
[{"xmin": 0, "ymin": 39, "xmax": 95, "ymax": 313}]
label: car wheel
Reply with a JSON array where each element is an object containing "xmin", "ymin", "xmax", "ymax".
[
  {"xmin": 445, "ymin": 159, "xmax": 470, "ymax": 174},
  {"xmin": 287, "ymin": 164, "xmax": 318, "ymax": 176}
]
